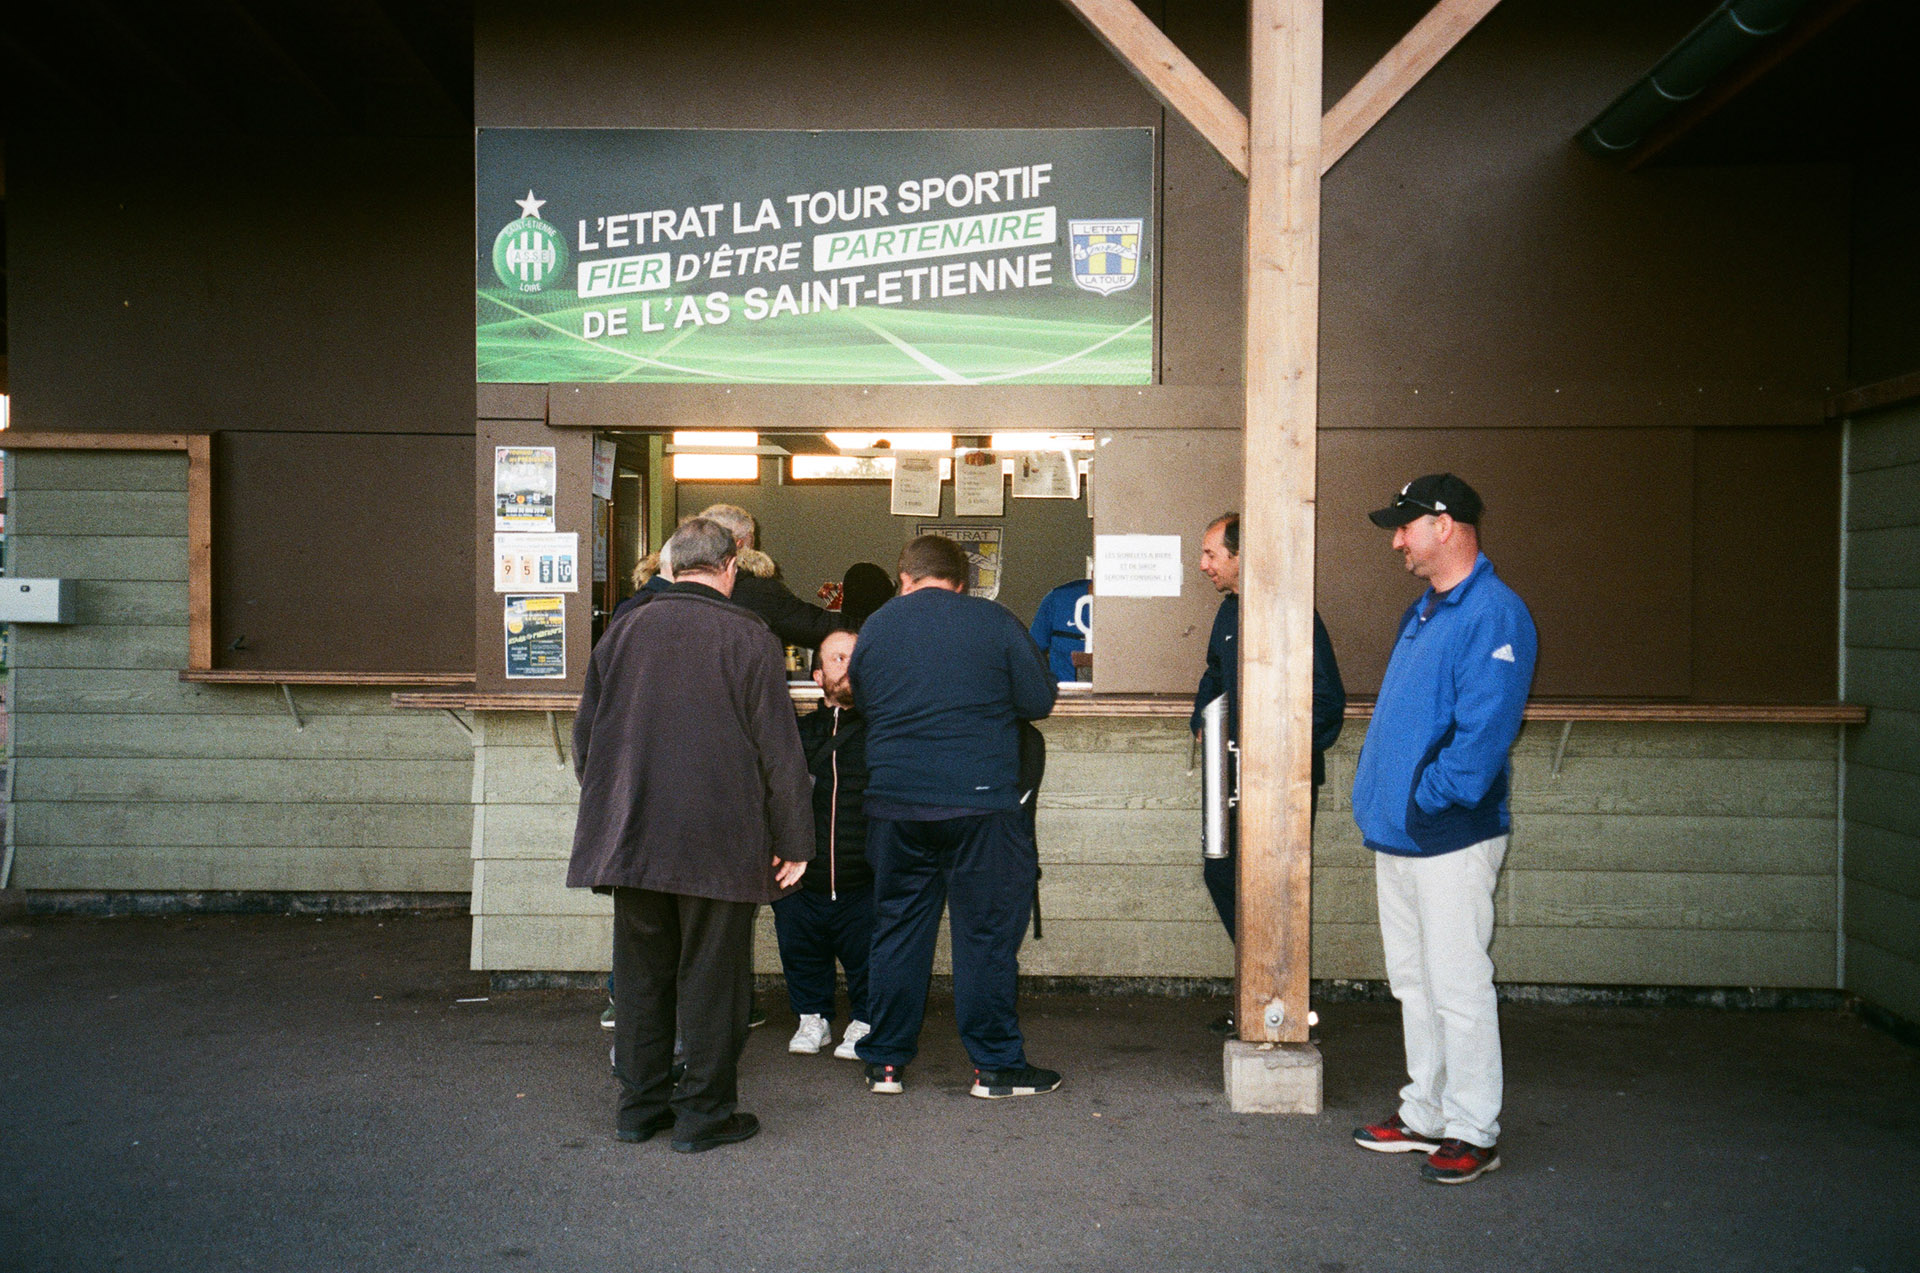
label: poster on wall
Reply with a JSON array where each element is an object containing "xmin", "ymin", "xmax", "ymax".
[
  {"xmin": 954, "ymin": 450, "xmax": 1005, "ymax": 516},
  {"xmin": 494, "ymin": 446, "xmax": 556, "ymax": 531},
  {"xmin": 504, "ymin": 594, "xmax": 567, "ymax": 678},
  {"xmin": 591, "ymin": 437, "xmax": 618, "ymax": 500},
  {"xmin": 493, "ymin": 533, "xmax": 580, "ymax": 592},
  {"xmin": 476, "ymin": 128, "xmax": 1154, "ymax": 385},
  {"xmin": 890, "ymin": 455, "xmax": 943, "ymax": 516},
  {"xmin": 1012, "ymin": 450, "xmax": 1079, "ymax": 499},
  {"xmin": 593, "ymin": 502, "xmax": 609, "ymax": 584},
  {"xmin": 916, "ymin": 523, "xmax": 1003, "ymax": 600}
]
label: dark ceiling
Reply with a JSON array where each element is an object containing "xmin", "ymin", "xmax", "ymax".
[
  {"xmin": 1646, "ymin": 0, "xmax": 1920, "ymax": 166},
  {"xmin": 0, "ymin": 1, "xmax": 473, "ymax": 138}
]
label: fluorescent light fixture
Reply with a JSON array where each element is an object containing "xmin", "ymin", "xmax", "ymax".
[
  {"xmin": 825, "ymin": 432, "xmax": 954, "ymax": 453},
  {"xmin": 672, "ymin": 431, "xmax": 759, "ymax": 481}
]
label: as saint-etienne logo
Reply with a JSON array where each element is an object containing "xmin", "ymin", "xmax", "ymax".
[{"xmin": 491, "ymin": 190, "xmax": 568, "ymax": 295}]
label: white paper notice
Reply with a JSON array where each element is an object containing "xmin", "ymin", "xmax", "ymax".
[
  {"xmin": 1094, "ymin": 534, "xmax": 1184, "ymax": 598},
  {"xmin": 591, "ymin": 437, "xmax": 618, "ymax": 500},
  {"xmin": 953, "ymin": 450, "xmax": 1005, "ymax": 516},
  {"xmin": 1012, "ymin": 450, "xmax": 1079, "ymax": 499},
  {"xmin": 494, "ymin": 533, "xmax": 581, "ymax": 593},
  {"xmin": 890, "ymin": 455, "xmax": 943, "ymax": 516}
]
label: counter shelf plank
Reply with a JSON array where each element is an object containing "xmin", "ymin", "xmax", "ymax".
[
  {"xmin": 183, "ymin": 671, "xmax": 476, "ymax": 686},
  {"xmin": 388, "ymin": 689, "xmax": 1866, "ymax": 725}
]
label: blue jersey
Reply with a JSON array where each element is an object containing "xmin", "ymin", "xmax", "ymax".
[{"xmin": 1029, "ymin": 579, "xmax": 1091, "ymax": 682}]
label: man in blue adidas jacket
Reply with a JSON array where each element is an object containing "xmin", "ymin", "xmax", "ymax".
[
  {"xmin": 849, "ymin": 534, "xmax": 1061, "ymax": 1101},
  {"xmin": 1350, "ymin": 474, "xmax": 1536, "ymax": 1186}
]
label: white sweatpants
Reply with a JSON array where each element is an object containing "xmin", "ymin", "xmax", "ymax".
[{"xmin": 1374, "ymin": 835, "xmax": 1507, "ymax": 1148}]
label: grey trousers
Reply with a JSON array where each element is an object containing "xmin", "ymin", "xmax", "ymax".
[
  {"xmin": 1375, "ymin": 835, "xmax": 1509, "ymax": 1148},
  {"xmin": 610, "ymin": 887, "xmax": 756, "ymax": 1140}
]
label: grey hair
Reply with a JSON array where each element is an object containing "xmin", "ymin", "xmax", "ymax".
[
  {"xmin": 664, "ymin": 518, "xmax": 736, "ymax": 577},
  {"xmin": 695, "ymin": 503, "xmax": 757, "ymax": 548}
]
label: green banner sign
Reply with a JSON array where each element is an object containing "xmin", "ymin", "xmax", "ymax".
[{"xmin": 476, "ymin": 129, "xmax": 1154, "ymax": 385}]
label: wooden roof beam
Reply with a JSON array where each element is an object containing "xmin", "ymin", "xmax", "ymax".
[
  {"xmin": 1059, "ymin": 0, "xmax": 1252, "ymax": 177},
  {"xmin": 1320, "ymin": 0, "xmax": 1503, "ymax": 174},
  {"xmin": 1061, "ymin": 0, "xmax": 1502, "ymax": 180}
]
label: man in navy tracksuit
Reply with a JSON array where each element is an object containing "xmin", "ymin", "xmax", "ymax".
[
  {"xmin": 850, "ymin": 535, "xmax": 1060, "ymax": 1099},
  {"xmin": 1190, "ymin": 513, "xmax": 1345, "ymax": 1035},
  {"xmin": 1349, "ymin": 475, "xmax": 1536, "ymax": 1186},
  {"xmin": 775, "ymin": 628, "xmax": 876, "ymax": 1062}
]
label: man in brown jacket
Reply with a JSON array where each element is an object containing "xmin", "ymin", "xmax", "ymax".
[{"xmin": 567, "ymin": 517, "xmax": 813, "ymax": 1154}]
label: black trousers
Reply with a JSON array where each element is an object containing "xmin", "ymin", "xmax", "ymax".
[
  {"xmin": 858, "ymin": 808, "xmax": 1036, "ymax": 1070},
  {"xmin": 1204, "ymin": 787, "xmax": 1318, "ymax": 942},
  {"xmin": 610, "ymin": 887, "xmax": 756, "ymax": 1139},
  {"xmin": 771, "ymin": 884, "xmax": 875, "ymax": 1024}
]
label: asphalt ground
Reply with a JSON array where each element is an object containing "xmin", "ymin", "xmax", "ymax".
[{"xmin": 2, "ymin": 913, "xmax": 1915, "ymax": 1272}]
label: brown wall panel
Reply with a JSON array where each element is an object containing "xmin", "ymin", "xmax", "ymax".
[
  {"xmin": 213, "ymin": 433, "xmax": 473, "ymax": 672},
  {"xmin": 477, "ymin": 1, "xmax": 1847, "ymax": 428},
  {"xmin": 1089, "ymin": 430, "xmax": 1242, "ymax": 694},
  {"xmin": 1318, "ymin": 429, "xmax": 1694, "ymax": 699},
  {"xmin": 9, "ymin": 134, "xmax": 472, "ymax": 437},
  {"xmin": 1692, "ymin": 426, "xmax": 1841, "ymax": 703}
]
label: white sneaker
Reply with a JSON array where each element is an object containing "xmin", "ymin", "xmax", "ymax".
[
  {"xmin": 833, "ymin": 1019, "xmax": 872, "ymax": 1061},
  {"xmin": 788, "ymin": 1013, "xmax": 831, "ymax": 1055}
]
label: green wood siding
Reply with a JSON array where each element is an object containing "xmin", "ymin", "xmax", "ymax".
[
  {"xmin": 470, "ymin": 712, "xmax": 1838, "ymax": 987},
  {"xmin": 4, "ymin": 450, "xmax": 474, "ymax": 895},
  {"xmin": 1844, "ymin": 403, "xmax": 1920, "ymax": 1024}
]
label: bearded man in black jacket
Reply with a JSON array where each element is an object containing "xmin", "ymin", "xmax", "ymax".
[{"xmin": 774, "ymin": 627, "xmax": 877, "ymax": 1062}]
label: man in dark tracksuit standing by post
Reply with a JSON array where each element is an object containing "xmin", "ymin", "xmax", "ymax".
[
  {"xmin": 850, "ymin": 535, "xmax": 1060, "ymax": 1099},
  {"xmin": 1191, "ymin": 512, "xmax": 1346, "ymax": 1034}
]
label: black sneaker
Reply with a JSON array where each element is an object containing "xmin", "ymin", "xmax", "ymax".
[
  {"xmin": 747, "ymin": 995, "xmax": 767, "ymax": 1029},
  {"xmin": 614, "ymin": 1110, "xmax": 674, "ymax": 1144},
  {"xmin": 1207, "ymin": 1012, "xmax": 1236, "ymax": 1037},
  {"xmin": 864, "ymin": 1062, "xmax": 905, "ymax": 1094},
  {"xmin": 970, "ymin": 1065, "xmax": 1063, "ymax": 1099},
  {"xmin": 670, "ymin": 1112, "xmax": 760, "ymax": 1154}
]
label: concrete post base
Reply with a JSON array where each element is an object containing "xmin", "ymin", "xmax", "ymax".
[{"xmin": 1223, "ymin": 1040, "xmax": 1323, "ymax": 1114}]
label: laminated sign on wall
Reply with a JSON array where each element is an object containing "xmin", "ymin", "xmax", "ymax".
[
  {"xmin": 954, "ymin": 450, "xmax": 1005, "ymax": 516},
  {"xmin": 476, "ymin": 128, "xmax": 1154, "ymax": 385},
  {"xmin": 494, "ymin": 533, "xmax": 579, "ymax": 592},
  {"xmin": 1094, "ymin": 534, "xmax": 1182, "ymax": 597}
]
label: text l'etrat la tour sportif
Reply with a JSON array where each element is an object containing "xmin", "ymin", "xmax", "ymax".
[{"xmin": 476, "ymin": 128, "xmax": 1155, "ymax": 385}]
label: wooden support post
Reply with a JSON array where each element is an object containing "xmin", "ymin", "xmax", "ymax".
[
  {"xmin": 1237, "ymin": 0, "xmax": 1320, "ymax": 1051},
  {"xmin": 186, "ymin": 434, "xmax": 213, "ymax": 670}
]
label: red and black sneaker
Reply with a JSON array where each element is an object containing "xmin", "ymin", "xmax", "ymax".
[
  {"xmin": 1353, "ymin": 1113, "xmax": 1443, "ymax": 1154},
  {"xmin": 1420, "ymin": 1138, "xmax": 1501, "ymax": 1184},
  {"xmin": 864, "ymin": 1062, "xmax": 904, "ymax": 1094},
  {"xmin": 1351, "ymin": 1113, "xmax": 1443, "ymax": 1152}
]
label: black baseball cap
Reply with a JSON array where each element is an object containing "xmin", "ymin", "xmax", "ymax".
[{"xmin": 1368, "ymin": 474, "xmax": 1483, "ymax": 528}]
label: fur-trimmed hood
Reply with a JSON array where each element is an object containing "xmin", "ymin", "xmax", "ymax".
[{"xmin": 736, "ymin": 548, "xmax": 778, "ymax": 579}]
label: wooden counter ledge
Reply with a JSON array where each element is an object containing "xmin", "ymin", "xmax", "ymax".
[
  {"xmin": 183, "ymin": 671, "xmax": 476, "ymax": 687},
  {"xmin": 389, "ymin": 687, "xmax": 1865, "ymax": 724}
]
